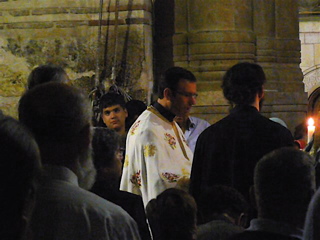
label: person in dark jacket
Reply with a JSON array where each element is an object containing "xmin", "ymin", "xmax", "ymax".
[{"xmin": 190, "ymin": 62, "xmax": 294, "ymax": 208}]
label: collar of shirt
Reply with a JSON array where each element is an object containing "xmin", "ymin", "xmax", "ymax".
[
  {"xmin": 42, "ymin": 165, "xmax": 79, "ymax": 186},
  {"xmin": 152, "ymin": 101, "xmax": 175, "ymax": 122},
  {"xmin": 230, "ymin": 105, "xmax": 259, "ymax": 114},
  {"xmin": 186, "ymin": 117, "xmax": 196, "ymax": 131},
  {"xmin": 247, "ymin": 218, "xmax": 303, "ymax": 240}
]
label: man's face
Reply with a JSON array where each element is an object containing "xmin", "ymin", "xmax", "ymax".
[
  {"xmin": 170, "ymin": 79, "xmax": 197, "ymax": 117},
  {"xmin": 102, "ymin": 104, "xmax": 128, "ymax": 133}
]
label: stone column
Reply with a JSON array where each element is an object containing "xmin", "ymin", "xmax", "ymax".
[
  {"xmin": 174, "ymin": 0, "xmax": 256, "ymax": 122},
  {"xmin": 173, "ymin": 0, "xmax": 306, "ymax": 131},
  {"xmin": 264, "ymin": 0, "xmax": 306, "ymax": 130}
]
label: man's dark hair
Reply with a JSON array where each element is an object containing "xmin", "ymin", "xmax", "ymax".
[
  {"xmin": 27, "ymin": 64, "xmax": 68, "ymax": 90},
  {"xmin": 146, "ymin": 188, "xmax": 197, "ymax": 240},
  {"xmin": 92, "ymin": 127, "xmax": 121, "ymax": 172},
  {"xmin": 254, "ymin": 147, "xmax": 315, "ymax": 227},
  {"xmin": 222, "ymin": 62, "xmax": 266, "ymax": 105},
  {"xmin": 197, "ymin": 185, "xmax": 248, "ymax": 225},
  {"xmin": 294, "ymin": 122, "xmax": 307, "ymax": 140},
  {"xmin": 99, "ymin": 92, "xmax": 126, "ymax": 113},
  {"xmin": 158, "ymin": 66, "xmax": 196, "ymax": 99},
  {"xmin": 0, "ymin": 115, "xmax": 41, "ymax": 240}
]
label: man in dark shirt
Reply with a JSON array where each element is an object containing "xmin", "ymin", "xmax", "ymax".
[{"xmin": 190, "ymin": 62, "xmax": 294, "ymax": 205}]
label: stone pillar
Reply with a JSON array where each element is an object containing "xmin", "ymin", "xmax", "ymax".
[
  {"xmin": 263, "ymin": 0, "xmax": 306, "ymax": 130},
  {"xmin": 174, "ymin": 0, "xmax": 256, "ymax": 122},
  {"xmin": 173, "ymin": 0, "xmax": 306, "ymax": 131}
]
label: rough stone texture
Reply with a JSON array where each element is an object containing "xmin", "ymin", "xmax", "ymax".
[
  {"xmin": 0, "ymin": 0, "xmax": 153, "ymax": 117},
  {"xmin": 300, "ymin": 15, "xmax": 320, "ymax": 97},
  {"xmin": 6, "ymin": 22, "xmax": 54, "ymax": 29},
  {"xmin": 9, "ymin": 10, "xmax": 30, "ymax": 16},
  {"xmin": 171, "ymin": 0, "xmax": 306, "ymax": 132},
  {"xmin": 0, "ymin": 0, "xmax": 311, "ymax": 133},
  {"xmin": 32, "ymin": 8, "xmax": 69, "ymax": 15}
]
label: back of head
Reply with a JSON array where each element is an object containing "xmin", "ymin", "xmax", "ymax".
[
  {"xmin": 125, "ymin": 100, "xmax": 147, "ymax": 130},
  {"xmin": 0, "ymin": 115, "xmax": 41, "ymax": 240},
  {"xmin": 197, "ymin": 185, "xmax": 248, "ymax": 225},
  {"xmin": 147, "ymin": 188, "xmax": 197, "ymax": 240},
  {"xmin": 303, "ymin": 186, "xmax": 320, "ymax": 240},
  {"xmin": 294, "ymin": 122, "xmax": 307, "ymax": 140},
  {"xmin": 19, "ymin": 82, "xmax": 92, "ymax": 165},
  {"xmin": 222, "ymin": 62, "xmax": 266, "ymax": 105},
  {"xmin": 254, "ymin": 147, "xmax": 315, "ymax": 227},
  {"xmin": 99, "ymin": 92, "xmax": 126, "ymax": 113},
  {"xmin": 92, "ymin": 127, "xmax": 121, "ymax": 172},
  {"xmin": 158, "ymin": 66, "xmax": 196, "ymax": 98},
  {"xmin": 27, "ymin": 64, "xmax": 69, "ymax": 90}
]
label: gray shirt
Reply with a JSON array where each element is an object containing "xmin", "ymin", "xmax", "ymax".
[{"xmin": 31, "ymin": 165, "xmax": 141, "ymax": 240}]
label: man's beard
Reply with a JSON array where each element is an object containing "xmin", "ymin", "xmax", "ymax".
[{"xmin": 74, "ymin": 145, "xmax": 97, "ymax": 190}]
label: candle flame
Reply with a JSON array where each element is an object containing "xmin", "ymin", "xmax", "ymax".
[{"xmin": 308, "ymin": 118, "xmax": 315, "ymax": 127}]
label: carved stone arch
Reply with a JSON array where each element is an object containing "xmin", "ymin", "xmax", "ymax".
[
  {"xmin": 303, "ymin": 65, "xmax": 320, "ymax": 97},
  {"xmin": 308, "ymin": 86, "xmax": 320, "ymax": 115},
  {"xmin": 304, "ymin": 65, "xmax": 320, "ymax": 115}
]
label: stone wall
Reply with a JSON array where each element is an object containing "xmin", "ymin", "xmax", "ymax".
[
  {"xmin": 170, "ymin": 0, "xmax": 306, "ymax": 132},
  {"xmin": 300, "ymin": 13, "xmax": 320, "ymax": 96},
  {"xmin": 0, "ymin": 0, "xmax": 153, "ymax": 117}
]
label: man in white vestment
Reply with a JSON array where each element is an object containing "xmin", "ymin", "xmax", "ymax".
[
  {"xmin": 120, "ymin": 67, "xmax": 196, "ymax": 206},
  {"xmin": 19, "ymin": 83, "xmax": 141, "ymax": 240}
]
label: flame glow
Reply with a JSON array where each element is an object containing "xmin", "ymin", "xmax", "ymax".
[{"xmin": 308, "ymin": 118, "xmax": 315, "ymax": 127}]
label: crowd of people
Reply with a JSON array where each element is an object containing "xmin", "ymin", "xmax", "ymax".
[{"xmin": 1, "ymin": 62, "xmax": 320, "ymax": 240}]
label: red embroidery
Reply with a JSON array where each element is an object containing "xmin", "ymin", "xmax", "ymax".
[
  {"xmin": 130, "ymin": 120, "xmax": 141, "ymax": 135},
  {"xmin": 162, "ymin": 172, "xmax": 180, "ymax": 183},
  {"xmin": 130, "ymin": 170, "xmax": 141, "ymax": 187},
  {"xmin": 164, "ymin": 133, "xmax": 176, "ymax": 149}
]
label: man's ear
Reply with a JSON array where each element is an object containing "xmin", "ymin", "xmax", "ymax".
[
  {"xmin": 258, "ymin": 87, "xmax": 264, "ymax": 100},
  {"xmin": 237, "ymin": 212, "xmax": 248, "ymax": 228},
  {"xmin": 124, "ymin": 108, "xmax": 128, "ymax": 118},
  {"xmin": 164, "ymin": 88, "xmax": 173, "ymax": 100}
]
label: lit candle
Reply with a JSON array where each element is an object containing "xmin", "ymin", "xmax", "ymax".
[{"xmin": 307, "ymin": 117, "xmax": 315, "ymax": 144}]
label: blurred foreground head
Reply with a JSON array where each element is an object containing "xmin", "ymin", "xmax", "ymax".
[
  {"xmin": 27, "ymin": 64, "xmax": 69, "ymax": 90},
  {"xmin": 254, "ymin": 147, "xmax": 315, "ymax": 228},
  {"xmin": 0, "ymin": 114, "xmax": 41, "ymax": 240},
  {"xmin": 19, "ymin": 82, "xmax": 95, "ymax": 190},
  {"xmin": 146, "ymin": 188, "xmax": 197, "ymax": 240}
]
